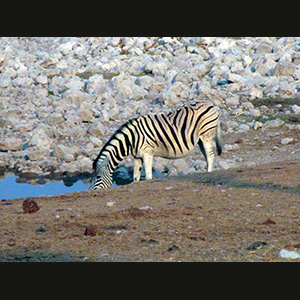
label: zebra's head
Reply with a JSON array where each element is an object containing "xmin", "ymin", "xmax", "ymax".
[{"xmin": 89, "ymin": 156, "xmax": 113, "ymax": 190}]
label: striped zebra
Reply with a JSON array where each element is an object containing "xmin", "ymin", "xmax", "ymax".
[{"xmin": 90, "ymin": 101, "xmax": 222, "ymax": 190}]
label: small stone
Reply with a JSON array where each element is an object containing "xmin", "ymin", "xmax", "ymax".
[
  {"xmin": 236, "ymin": 124, "xmax": 250, "ymax": 132},
  {"xmin": 140, "ymin": 239, "xmax": 158, "ymax": 245},
  {"xmin": 255, "ymin": 42, "xmax": 273, "ymax": 54},
  {"xmin": 280, "ymin": 137, "xmax": 293, "ymax": 145},
  {"xmin": 218, "ymin": 160, "xmax": 230, "ymax": 170},
  {"xmin": 247, "ymin": 241, "xmax": 268, "ymax": 251},
  {"xmin": 139, "ymin": 205, "xmax": 152, "ymax": 210},
  {"xmin": 261, "ymin": 218, "xmax": 276, "ymax": 225},
  {"xmin": 106, "ymin": 201, "xmax": 115, "ymax": 207},
  {"xmin": 167, "ymin": 245, "xmax": 179, "ymax": 252},
  {"xmin": 36, "ymin": 227, "xmax": 45, "ymax": 232},
  {"xmin": 84, "ymin": 225, "xmax": 98, "ymax": 236},
  {"xmin": 36, "ymin": 75, "xmax": 48, "ymax": 85},
  {"xmin": 63, "ymin": 153, "xmax": 75, "ymax": 162},
  {"xmin": 264, "ymin": 119, "xmax": 285, "ymax": 129},
  {"xmin": 22, "ymin": 198, "xmax": 40, "ymax": 214},
  {"xmin": 253, "ymin": 121, "xmax": 263, "ymax": 130},
  {"xmin": 279, "ymin": 249, "xmax": 300, "ymax": 259},
  {"xmin": 291, "ymin": 104, "xmax": 300, "ymax": 114}
]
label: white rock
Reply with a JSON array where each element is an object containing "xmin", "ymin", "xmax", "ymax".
[
  {"xmin": 63, "ymin": 153, "xmax": 75, "ymax": 162},
  {"xmin": 291, "ymin": 104, "xmax": 300, "ymax": 114},
  {"xmin": 253, "ymin": 121, "xmax": 263, "ymax": 130},
  {"xmin": 90, "ymin": 137, "xmax": 103, "ymax": 148},
  {"xmin": 249, "ymin": 88, "xmax": 263, "ymax": 99},
  {"xmin": 279, "ymin": 249, "xmax": 300, "ymax": 259},
  {"xmin": 76, "ymin": 157, "xmax": 93, "ymax": 172},
  {"xmin": 109, "ymin": 37, "xmax": 122, "ymax": 47},
  {"xmin": 241, "ymin": 101, "xmax": 254, "ymax": 110},
  {"xmin": 54, "ymin": 144, "xmax": 75, "ymax": 160},
  {"xmin": 225, "ymin": 96, "xmax": 240, "ymax": 108},
  {"xmin": 0, "ymin": 137, "xmax": 23, "ymax": 151},
  {"xmin": 280, "ymin": 137, "xmax": 293, "ymax": 145},
  {"xmin": 56, "ymin": 59, "xmax": 68, "ymax": 69},
  {"xmin": 218, "ymin": 160, "xmax": 230, "ymax": 170},
  {"xmin": 66, "ymin": 79, "xmax": 84, "ymax": 91},
  {"xmin": 255, "ymin": 42, "xmax": 273, "ymax": 54},
  {"xmin": 139, "ymin": 205, "xmax": 152, "ymax": 210},
  {"xmin": 58, "ymin": 41, "xmax": 76, "ymax": 55},
  {"xmin": 30, "ymin": 128, "xmax": 52, "ymax": 149},
  {"xmin": 264, "ymin": 119, "xmax": 285, "ymax": 128},
  {"xmin": 249, "ymin": 108, "xmax": 261, "ymax": 117},
  {"xmin": 36, "ymin": 75, "xmax": 48, "ymax": 85},
  {"xmin": 223, "ymin": 144, "xmax": 239, "ymax": 151},
  {"xmin": 223, "ymin": 72, "xmax": 246, "ymax": 84},
  {"xmin": 27, "ymin": 149, "xmax": 51, "ymax": 161},
  {"xmin": 172, "ymin": 158, "xmax": 190, "ymax": 174},
  {"xmin": 194, "ymin": 160, "xmax": 206, "ymax": 171},
  {"xmin": 236, "ymin": 124, "xmax": 250, "ymax": 132},
  {"xmin": 45, "ymin": 113, "xmax": 65, "ymax": 126},
  {"xmin": 273, "ymin": 61, "xmax": 296, "ymax": 76},
  {"xmin": 0, "ymin": 79, "xmax": 11, "ymax": 88},
  {"xmin": 89, "ymin": 121, "xmax": 106, "ymax": 136},
  {"xmin": 77, "ymin": 109, "xmax": 93, "ymax": 122}
]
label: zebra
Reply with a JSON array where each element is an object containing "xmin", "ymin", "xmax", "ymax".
[{"xmin": 90, "ymin": 101, "xmax": 222, "ymax": 190}]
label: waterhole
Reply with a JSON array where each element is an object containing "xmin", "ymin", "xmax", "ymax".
[{"xmin": 0, "ymin": 173, "xmax": 93, "ymax": 200}]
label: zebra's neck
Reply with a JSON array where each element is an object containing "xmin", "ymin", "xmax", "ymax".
[
  {"xmin": 91, "ymin": 125, "xmax": 134, "ymax": 190},
  {"xmin": 93, "ymin": 125, "xmax": 133, "ymax": 175}
]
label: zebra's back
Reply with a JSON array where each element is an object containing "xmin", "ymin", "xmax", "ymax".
[{"xmin": 132, "ymin": 101, "xmax": 219, "ymax": 159}]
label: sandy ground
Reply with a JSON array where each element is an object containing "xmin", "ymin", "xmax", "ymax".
[{"xmin": 1, "ymin": 126, "xmax": 300, "ymax": 262}]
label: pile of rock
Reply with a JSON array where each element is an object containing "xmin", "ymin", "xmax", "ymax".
[{"xmin": 0, "ymin": 37, "xmax": 300, "ymax": 178}]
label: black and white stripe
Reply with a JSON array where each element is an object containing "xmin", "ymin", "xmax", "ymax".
[{"xmin": 90, "ymin": 101, "xmax": 222, "ymax": 190}]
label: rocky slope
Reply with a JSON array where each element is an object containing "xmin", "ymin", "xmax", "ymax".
[{"xmin": 0, "ymin": 37, "xmax": 300, "ymax": 180}]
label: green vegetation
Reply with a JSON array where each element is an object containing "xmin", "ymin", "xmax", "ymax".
[
  {"xmin": 251, "ymin": 97, "xmax": 300, "ymax": 107},
  {"xmin": 252, "ymin": 113, "xmax": 300, "ymax": 124}
]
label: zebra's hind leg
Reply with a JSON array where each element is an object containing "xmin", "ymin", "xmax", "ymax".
[
  {"xmin": 204, "ymin": 141, "xmax": 215, "ymax": 172},
  {"xmin": 133, "ymin": 158, "xmax": 143, "ymax": 182},
  {"xmin": 198, "ymin": 139, "xmax": 215, "ymax": 172},
  {"xmin": 143, "ymin": 153, "xmax": 153, "ymax": 180}
]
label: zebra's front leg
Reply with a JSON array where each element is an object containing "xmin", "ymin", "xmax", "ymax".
[
  {"xmin": 143, "ymin": 153, "xmax": 153, "ymax": 180},
  {"xmin": 133, "ymin": 158, "xmax": 143, "ymax": 182}
]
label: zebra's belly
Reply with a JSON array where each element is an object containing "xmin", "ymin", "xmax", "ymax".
[{"xmin": 153, "ymin": 147, "xmax": 192, "ymax": 159}]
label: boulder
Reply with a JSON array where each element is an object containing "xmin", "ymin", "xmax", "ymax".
[
  {"xmin": 0, "ymin": 137, "xmax": 23, "ymax": 151},
  {"xmin": 30, "ymin": 128, "xmax": 52, "ymax": 149},
  {"xmin": 27, "ymin": 149, "xmax": 51, "ymax": 161},
  {"xmin": 225, "ymin": 96, "xmax": 240, "ymax": 108},
  {"xmin": 273, "ymin": 61, "xmax": 296, "ymax": 76},
  {"xmin": 36, "ymin": 75, "xmax": 48, "ymax": 85},
  {"xmin": 54, "ymin": 144, "xmax": 76, "ymax": 160}
]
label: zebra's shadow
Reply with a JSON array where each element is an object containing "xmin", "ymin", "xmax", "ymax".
[{"xmin": 166, "ymin": 169, "xmax": 300, "ymax": 196}]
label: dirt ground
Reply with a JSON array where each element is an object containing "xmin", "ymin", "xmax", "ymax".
[{"xmin": 1, "ymin": 125, "xmax": 300, "ymax": 262}]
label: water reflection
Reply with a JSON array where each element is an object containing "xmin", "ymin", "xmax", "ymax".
[{"xmin": 0, "ymin": 172, "xmax": 92, "ymax": 200}]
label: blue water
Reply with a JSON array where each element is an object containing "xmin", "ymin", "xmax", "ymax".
[{"xmin": 0, "ymin": 176, "xmax": 90, "ymax": 200}]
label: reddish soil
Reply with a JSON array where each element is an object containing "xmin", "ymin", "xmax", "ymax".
[{"xmin": 1, "ymin": 157, "xmax": 300, "ymax": 261}]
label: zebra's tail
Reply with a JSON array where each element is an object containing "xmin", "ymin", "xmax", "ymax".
[{"xmin": 216, "ymin": 119, "xmax": 222, "ymax": 156}]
